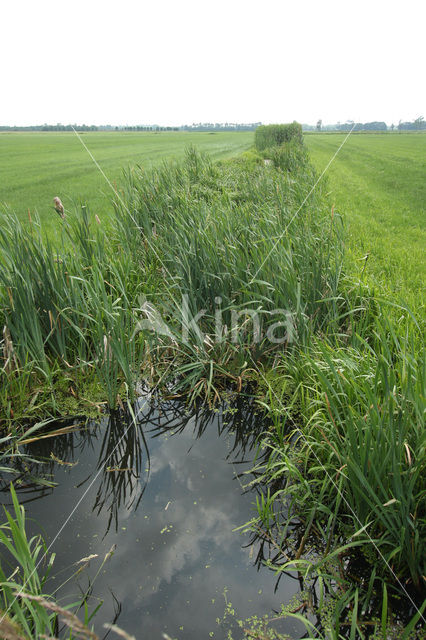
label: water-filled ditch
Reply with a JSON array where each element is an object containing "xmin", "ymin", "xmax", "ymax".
[{"xmin": 0, "ymin": 393, "xmax": 306, "ymax": 638}]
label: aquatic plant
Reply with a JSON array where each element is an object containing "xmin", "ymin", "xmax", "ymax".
[
  {"xmin": 0, "ymin": 486, "xmax": 135, "ymax": 639},
  {"xmin": 0, "ymin": 484, "xmax": 57, "ymax": 637},
  {"xmin": 247, "ymin": 310, "xmax": 425, "ymax": 592},
  {"xmin": 217, "ymin": 583, "xmax": 426, "ymax": 639},
  {"xmin": 0, "ymin": 146, "xmax": 345, "ymax": 422}
]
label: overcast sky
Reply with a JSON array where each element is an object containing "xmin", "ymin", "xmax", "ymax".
[{"xmin": 2, "ymin": 0, "xmax": 425, "ymax": 126}]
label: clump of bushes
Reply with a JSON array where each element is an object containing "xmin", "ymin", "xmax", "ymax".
[
  {"xmin": 254, "ymin": 122, "xmax": 303, "ymax": 151},
  {"xmin": 255, "ymin": 123, "xmax": 307, "ymax": 173}
]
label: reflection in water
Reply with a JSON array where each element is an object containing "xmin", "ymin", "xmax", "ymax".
[
  {"xmin": 90, "ymin": 410, "xmax": 150, "ymax": 536},
  {"xmin": 0, "ymin": 392, "xmax": 305, "ymax": 639}
]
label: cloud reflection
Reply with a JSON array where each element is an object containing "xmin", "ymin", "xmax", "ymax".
[{"xmin": 1, "ymin": 395, "xmax": 302, "ymax": 639}]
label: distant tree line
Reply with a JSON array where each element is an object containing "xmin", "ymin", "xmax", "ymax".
[
  {"xmin": 303, "ymin": 116, "xmax": 425, "ymax": 132},
  {"xmin": 2, "ymin": 118, "xmax": 425, "ymax": 133},
  {"xmin": 396, "ymin": 116, "xmax": 425, "ymax": 130},
  {"xmin": 303, "ymin": 121, "xmax": 388, "ymax": 132},
  {"xmin": 112, "ymin": 123, "xmax": 262, "ymax": 132},
  {"xmin": 0, "ymin": 123, "xmax": 99, "ymax": 131},
  {"xmin": 122, "ymin": 125, "xmax": 180, "ymax": 131},
  {"xmin": 180, "ymin": 122, "xmax": 262, "ymax": 131},
  {"xmin": 0, "ymin": 122, "xmax": 262, "ymax": 132},
  {"xmin": 339, "ymin": 121, "xmax": 388, "ymax": 131}
]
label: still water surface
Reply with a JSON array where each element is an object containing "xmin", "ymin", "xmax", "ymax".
[{"xmin": 1, "ymin": 394, "xmax": 304, "ymax": 638}]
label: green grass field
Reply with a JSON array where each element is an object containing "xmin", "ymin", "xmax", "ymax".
[
  {"xmin": 0, "ymin": 130, "xmax": 253, "ymax": 237},
  {"xmin": 1, "ymin": 130, "xmax": 424, "ymax": 310},
  {"xmin": 305, "ymin": 133, "xmax": 426, "ymax": 310}
]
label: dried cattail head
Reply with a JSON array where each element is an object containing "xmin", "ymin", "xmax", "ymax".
[
  {"xmin": 53, "ymin": 196, "xmax": 65, "ymax": 218},
  {"xmin": 3, "ymin": 325, "xmax": 17, "ymax": 374}
]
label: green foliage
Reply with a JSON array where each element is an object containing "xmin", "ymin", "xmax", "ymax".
[
  {"xmin": 0, "ymin": 488, "xmax": 134, "ymax": 639},
  {"xmin": 0, "ymin": 484, "xmax": 57, "ymax": 637},
  {"xmin": 0, "ymin": 203, "xmax": 147, "ymax": 422},
  {"xmin": 255, "ymin": 123, "xmax": 303, "ymax": 151},
  {"xmin": 0, "ymin": 144, "xmax": 344, "ymax": 423},
  {"xmin": 220, "ymin": 148, "xmax": 264, "ymax": 169},
  {"xmin": 255, "ymin": 123, "xmax": 307, "ymax": 174},
  {"xmin": 113, "ymin": 146, "xmax": 344, "ymax": 398},
  {"xmin": 1, "ymin": 136, "xmax": 425, "ymax": 633},
  {"xmin": 250, "ymin": 309, "xmax": 425, "ymax": 588},
  {"xmin": 268, "ymin": 138, "xmax": 309, "ymax": 172},
  {"xmin": 0, "ymin": 130, "xmax": 254, "ymax": 239},
  {"xmin": 216, "ymin": 585, "xmax": 425, "ymax": 639}
]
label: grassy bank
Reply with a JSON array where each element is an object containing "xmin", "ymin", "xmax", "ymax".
[
  {"xmin": 0, "ymin": 131, "xmax": 424, "ymax": 635},
  {"xmin": 305, "ymin": 133, "xmax": 426, "ymax": 313}
]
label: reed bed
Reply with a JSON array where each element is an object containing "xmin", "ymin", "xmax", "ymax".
[
  {"xmin": 0, "ymin": 146, "xmax": 345, "ymax": 423},
  {"xmin": 250, "ymin": 315, "xmax": 425, "ymax": 582},
  {"xmin": 112, "ymin": 147, "xmax": 348, "ymax": 395}
]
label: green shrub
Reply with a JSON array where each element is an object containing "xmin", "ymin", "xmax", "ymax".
[
  {"xmin": 269, "ymin": 139, "xmax": 309, "ymax": 172},
  {"xmin": 255, "ymin": 122, "xmax": 303, "ymax": 151}
]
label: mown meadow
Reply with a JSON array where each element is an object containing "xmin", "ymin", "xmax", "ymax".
[
  {"xmin": 305, "ymin": 133, "xmax": 426, "ymax": 313},
  {"xmin": 0, "ymin": 130, "xmax": 253, "ymax": 238},
  {"xmin": 0, "ymin": 127, "xmax": 424, "ymax": 638}
]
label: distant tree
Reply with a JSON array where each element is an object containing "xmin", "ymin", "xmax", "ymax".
[
  {"xmin": 391, "ymin": 123, "xmax": 394, "ymax": 131},
  {"xmin": 397, "ymin": 118, "xmax": 426, "ymax": 131},
  {"xmin": 316, "ymin": 119, "xmax": 322, "ymax": 131},
  {"xmin": 414, "ymin": 116, "xmax": 425, "ymax": 130},
  {"xmin": 363, "ymin": 121, "xmax": 387, "ymax": 131}
]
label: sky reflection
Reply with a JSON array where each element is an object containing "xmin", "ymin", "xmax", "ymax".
[{"xmin": 1, "ymin": 396, "xmax": 303, "ymax": 638}]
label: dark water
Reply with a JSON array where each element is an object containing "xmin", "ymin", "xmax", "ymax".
[{"xmin": 1, "ymin": 393, "xmax": 305, "ymax": 639}]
